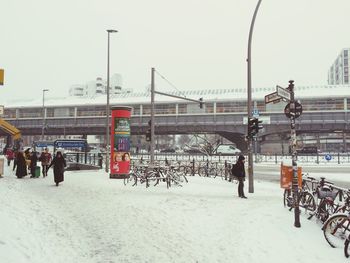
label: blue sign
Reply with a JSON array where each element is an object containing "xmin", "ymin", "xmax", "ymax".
[
  {"xmin": 34, "ymin": 141, "xmax": 54, "ymax": 148},
  {"xmin": 54, "ymin": 140, "xmax": 87, "ymax": 149},
  {"xmin": 252, "ymin": 109, "xmax": 259, "ymax": 117},
  {"xmin": 325, "ymin": 154, "xmax": 332, "ymax": 161}
]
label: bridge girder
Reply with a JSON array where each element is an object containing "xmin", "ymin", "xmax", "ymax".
[{"xmin": 0, "ymin": 113, "xmax": 349, "ymax": 150}]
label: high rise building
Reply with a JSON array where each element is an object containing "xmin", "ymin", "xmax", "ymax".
[
  {"xmin": 69, "ymin": 73, "xmax": 130, "ymax": 97},
  {"xmin": 69, "ymin": 84, "xmax": 85, "ymax": 96},
  {"xmin": 328, "ymin": 48, "xmax": 349, "ymax": 85}
]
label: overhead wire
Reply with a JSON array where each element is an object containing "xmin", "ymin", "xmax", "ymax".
[{"xmin": 154, "ymin": 70, "xmax": 187, "ymax": 98}]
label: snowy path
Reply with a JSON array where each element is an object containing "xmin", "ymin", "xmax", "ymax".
[{"xmin": 0, "ymin": 163, "xmax": 347, "ymax": 263}]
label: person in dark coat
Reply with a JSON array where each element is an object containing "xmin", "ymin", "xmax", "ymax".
[
  {"xmin": 232, "ymin": 155, "xmax": 247, "ymax": 199},
  {"xmin": 29, "ymin": 151, "xmax": 38, "ymax": 178},
  {"xmin": 12, "ymin": 150, "xmax": 18, "ymax": 172},
  {"xmin": 48, "ymin": 151, "xmax": 66, "ymax": 186},
  {"xmin": 15, "ymin": 151, "xmax": 27, "ymax": 178}
]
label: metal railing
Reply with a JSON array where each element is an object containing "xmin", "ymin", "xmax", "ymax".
[
  {"xmin": 130, "ymin": 152, "xmax": 350, "ymax": 164},
  {"xmin": 70, "ymin": 151, "xmax": 350, "ymax": 171},
  {"xmin": 64, "ymin": 152, "xmax": 103, "ymax": 168}
]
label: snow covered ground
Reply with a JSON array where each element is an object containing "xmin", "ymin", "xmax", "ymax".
[{"xmin": 0, "ymin": 159, "xmax": 348, "ymax": 263}]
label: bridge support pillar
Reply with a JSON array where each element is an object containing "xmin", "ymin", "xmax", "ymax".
[
  {"xmin": 6, "ymin": 135, "xmax": 11, "ymax": 147},
  {"xmin": 316, "ymin": 133, "xmax": 321, "ymax": 152}
]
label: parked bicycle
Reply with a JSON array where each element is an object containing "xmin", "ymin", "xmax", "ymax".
[
  {"xmin": 283, "ymin": 174, "xmax": 317, "ymax": 212},
  {"xmin": 307, "ymin": 177, "xmax": 338, "ymax": 223},
  {"xmin": 322, "ymin": 189, "xmax": 350, "ymax": 248}
]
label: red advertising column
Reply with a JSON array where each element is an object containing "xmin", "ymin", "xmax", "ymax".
[{"xmin": 110, "ymin": 106, "xmax": 132, "ymax": 179}]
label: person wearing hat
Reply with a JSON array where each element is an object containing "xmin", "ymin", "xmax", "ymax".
[{"xmin": 232, "ymin": 155, "xmax": 247, "ymax": 198}]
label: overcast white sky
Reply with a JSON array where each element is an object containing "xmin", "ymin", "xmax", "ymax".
[{"xmin": 0, "ymin": 0, "xmax": 349, "ymax": 104}]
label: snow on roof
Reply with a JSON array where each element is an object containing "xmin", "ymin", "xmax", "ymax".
[{"xmin": 4, "ymin": 84, "xmax": 350, "ymax": 108}]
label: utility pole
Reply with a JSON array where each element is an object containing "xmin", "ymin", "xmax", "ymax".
[
  {"xmin": 265, "ymin": 80, "xmax": 302, "ymax": 228},
  {"xmin": 105, "ymin": 29, "xmax": 118, "ymax": 173},
  {"xmin": 149, "ymin": 68, "xmax": 203, "ymax": 165},
  {"xmin": 41, "ymin": 89, "xmax": 49, "ymax": 140},
  {"xmin": 150, "ymin": 68, "xmax": 155, "ymax": 165}
]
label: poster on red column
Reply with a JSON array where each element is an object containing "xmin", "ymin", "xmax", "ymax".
[{"xmin": 110, "ymin": 106, "xmax": 132, "ymax": 179}]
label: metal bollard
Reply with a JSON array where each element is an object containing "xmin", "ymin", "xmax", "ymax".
[
  {"xmin": 192, "ymin": 158, "xmax": 195, "ymax": 176},
  {"xmin": 98, "ymin": 153, "xmax": 103, "ymax": 168}
]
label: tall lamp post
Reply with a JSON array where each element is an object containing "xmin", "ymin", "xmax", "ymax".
[
  {"xmin": 247, "ymin": 0, "xmax": 262, "ymax": 193},
  {"xmin": 41, "ymin": 89, "xmax": 49, "ymax": 140},
  {"xmin": 105, "ymin": 29, "xmax": 118, "ymax": 173}
]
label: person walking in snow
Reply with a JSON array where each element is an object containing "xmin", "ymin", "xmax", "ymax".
[
  {"xmin": 29, "ymin": 151, "xmax": 38, "ymax": 178},
  {"xmin": 24, "ymin": 148, "xmax": 32, "ymax": 174},
  {"xmin": 12, "ymin": 150, "xmax": 18, "ymax": 172},
  {"xmin": 15, "ymin": 150, "xmax": 27, "ymax": 178},
  {"xmin": 231, "ymin": 155, "xmax": 247, "ymax": 199},
  {"xmin": 48, "ymin": 151, "xmax": 66, "ymax": 186},
  {"xmin": 39, "ymin": 148, "xmax": 52, "ymax": 177},
  {"xmin": 5, "ymin": 148, "xmax": 14, "ymax": 166}
]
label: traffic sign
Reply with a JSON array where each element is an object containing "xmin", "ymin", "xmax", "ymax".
[
  {"xmin": 252, "ymin": 109, "xmax": 259, "ymax": 117},
  {"xmin": 265, "ymin": 92, "xmax": 281, "ymax": 104},
  {"xmin": 243, "ymin": 116, "xmax": 270, "ymax": 124},
  {"xmin": 325, "ymin": 154, "xmax": 332, "ymax": 161},
  {"xmin": 284, "ymin": 101, "xmax": 303, "ymax": 119},
  {"xmin": 276, "ymin": 85, "xmax": 291, "ymax": 101}
]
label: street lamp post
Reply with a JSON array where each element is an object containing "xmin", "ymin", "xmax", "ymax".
[
  {"xmin": 41, "ymin": 89, "xmax": 49, "ymax": 140},
  {"xmin": 105, "ymin": 29, "xmax": 118, "ymax": 173},
  {"xmin": 247, "ymin": 0, "xmax": 262, "ymax": 193}
]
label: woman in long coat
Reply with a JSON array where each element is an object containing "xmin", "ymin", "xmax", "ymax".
[
  {"xmin": 29, "ymin": 151, "xmax": 38, "ymax": 178},
  {"xmin": 48, "ymin": 151, "xmax": 66, "ymax": 186},
  {"xmin": 16, "ymin": 151, "xmax": 27, "ymax": 178},
  {"xmin": 231, "ymin": 155, "xmax": 247, "ymax": 199}
]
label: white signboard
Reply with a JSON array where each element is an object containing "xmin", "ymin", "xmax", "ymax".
[
  {"xmin": 276, "ymin": 85, "xmax": 291, "ymax": 101},
  {"xmin": 243, "ymin": 116, "xmax": 271, "ymax": 125},
  {"xmin": 265, "ymin": 92, "xmax": 281, "ymax": 104}
]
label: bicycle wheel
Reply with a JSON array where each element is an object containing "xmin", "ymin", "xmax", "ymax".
[
  {"xmin": 344, "ymin": 236, "xmax": 350, "ymax": 258},
  {"xmin": 299, "ymin": 192, "xmax": 316, "ymax": 212},
  {"xmin": 323, "ymin": 213, "xmax": 350, "ymax": 248},
  {"xmin": 178, "ymin": 165, "xmax": 187, "ymax": 175},
  {"xmin": 214, "ymin": 167, "xmax": 224, "ymax": 179},
  {"xmin": 198, "ymin": 167, "xmax": 207, "ymax": 177},
  {"xmin": 319, "ymin": 199, "xmax": 336, "ymax": 223},
  {"xmin": 208, "ymin": 168, "xmax": 216, "ymax": 177},
  {"xmin": 283, "ymin": 189, "xmax": 292, "ymax": 208},
  {"xmin": 184, "ymin": 166, "xmax": 193, "ymax": 176}
]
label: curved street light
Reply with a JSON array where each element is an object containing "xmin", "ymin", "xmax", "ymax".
[{"xmin": 247, "ymin": 0, "xmax": 262, "ymax": 193}]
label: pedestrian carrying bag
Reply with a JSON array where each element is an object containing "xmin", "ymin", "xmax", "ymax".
[
  {"xmin": 231, "ymin": 163, "xmax": 238, "ymax": 177},
  {"xmin": 34, "ymin": 166, "xmax": 41, "ymax": 178}
]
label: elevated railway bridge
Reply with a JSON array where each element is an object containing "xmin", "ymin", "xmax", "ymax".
[{"xmin": 1, "ymin": 85, "xmax": 350, "ymax": 151}]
